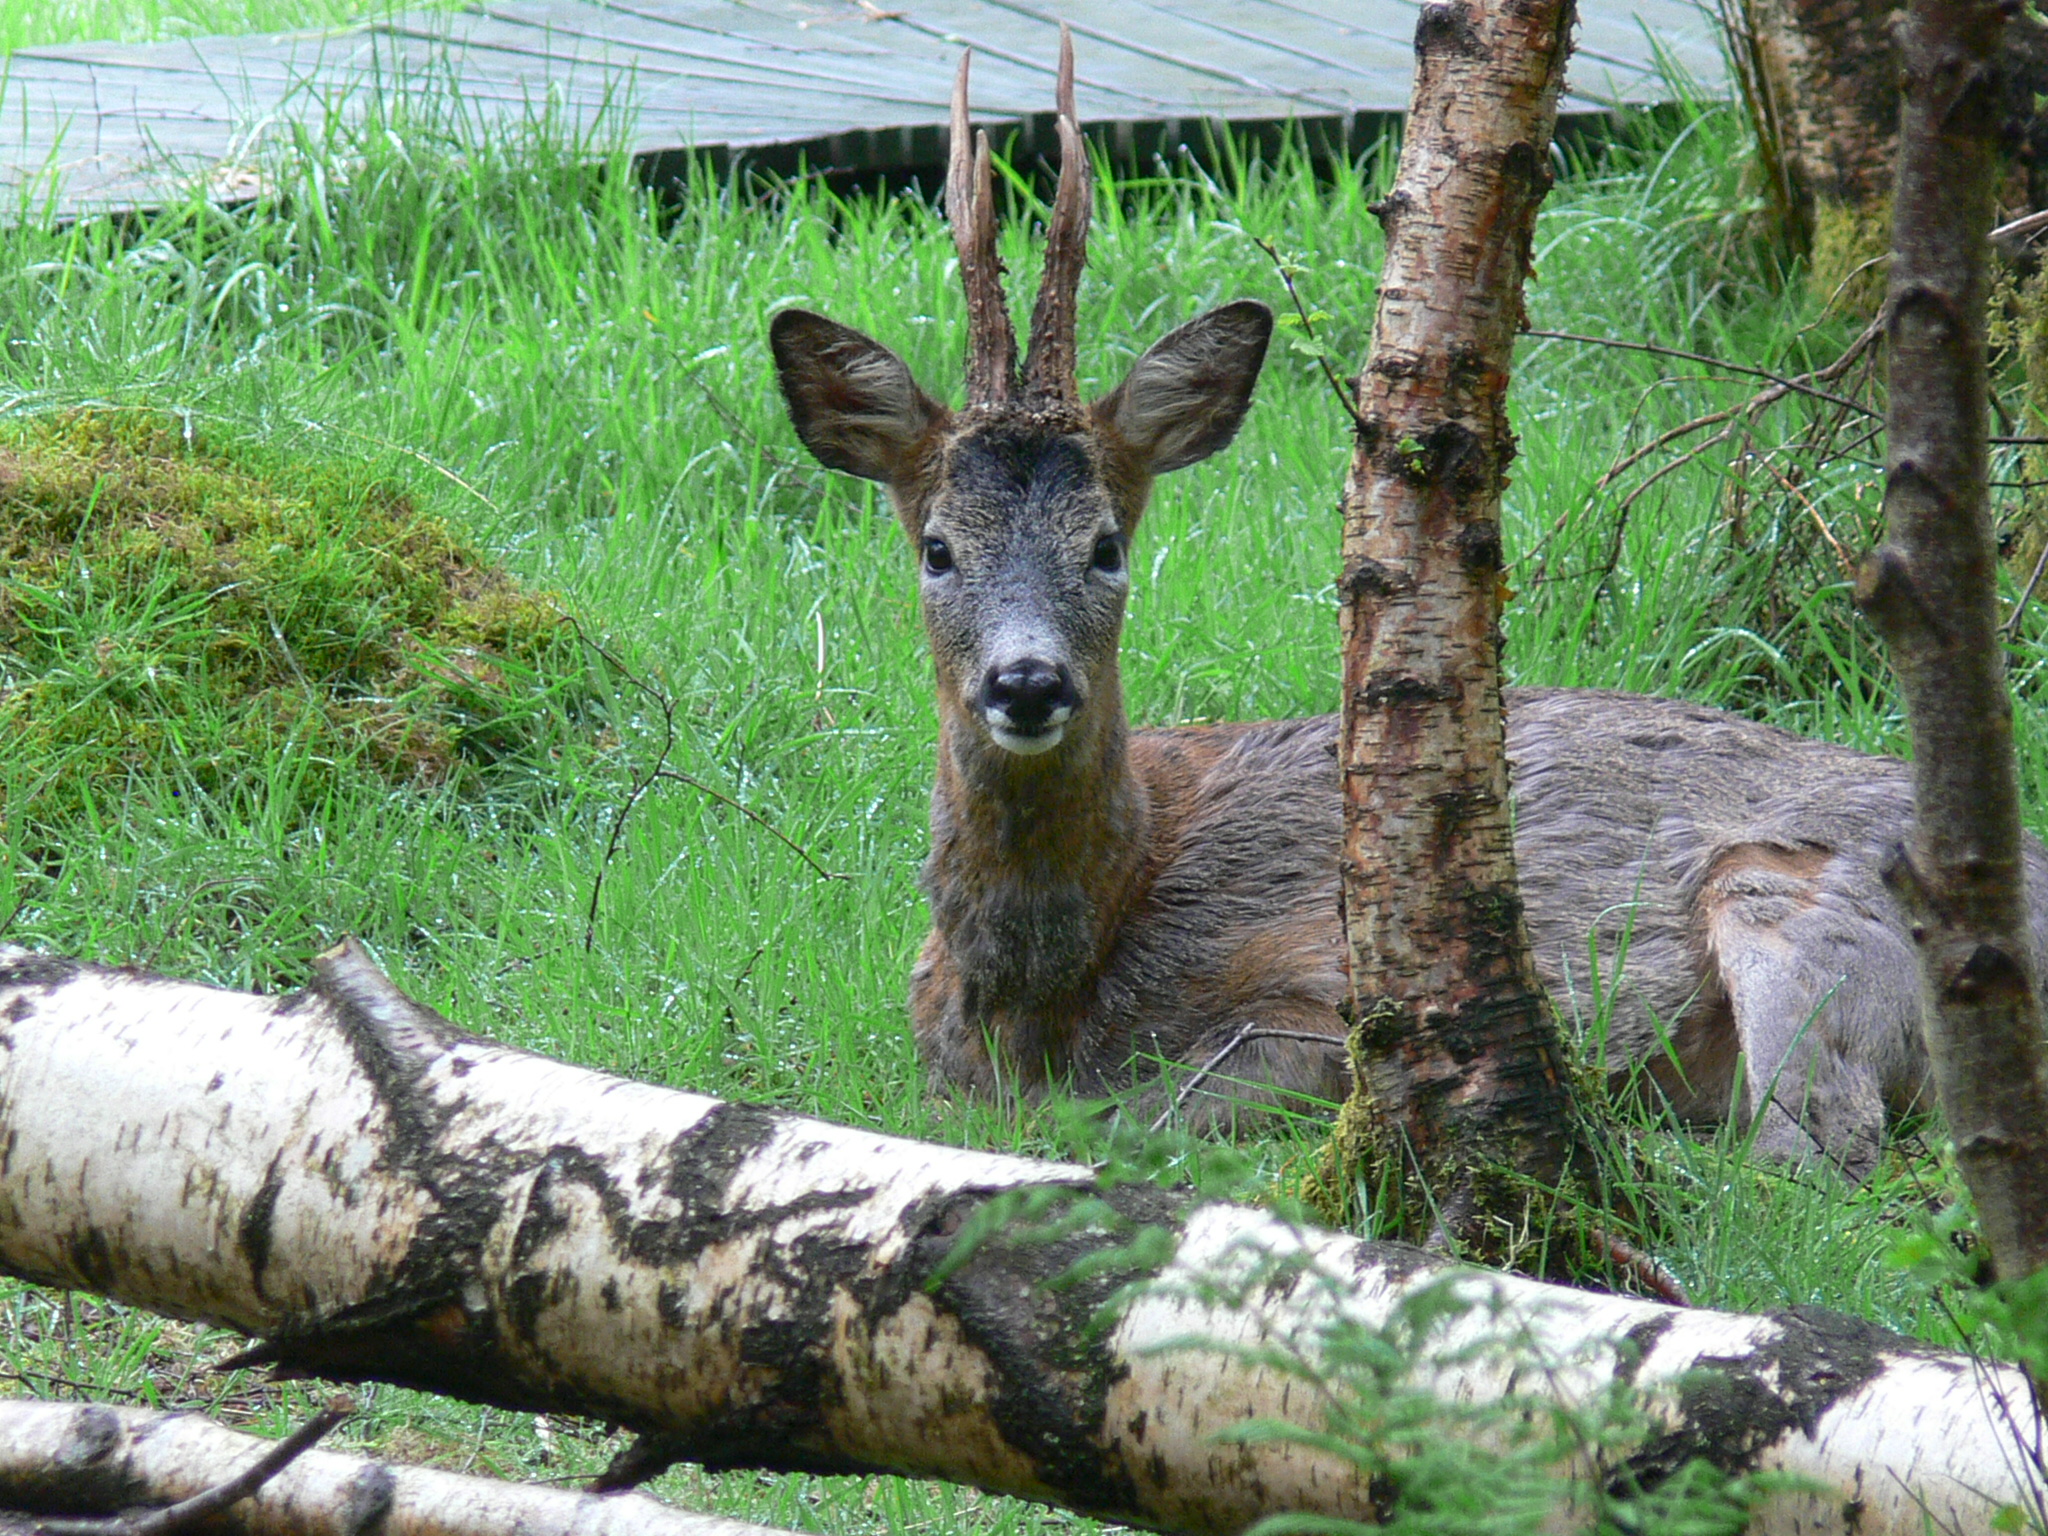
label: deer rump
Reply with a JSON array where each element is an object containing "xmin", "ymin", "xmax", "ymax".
[{"xmin": 911, "ymin": 688, "xmax": 2048, "ymax": 1181}]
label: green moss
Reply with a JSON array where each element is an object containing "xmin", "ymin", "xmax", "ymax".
[
  {"xmin": 1806, "ymin": 194, "xmax": 1892, "ymax": 315},
  {"xmin": 0, "ymin": 410, "xmax": 581, "ymax": 841}
]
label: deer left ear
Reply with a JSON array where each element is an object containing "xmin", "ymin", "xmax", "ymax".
[
  {"xmin": 1091, "ymin": 300, "xmax": 1273, "ymax": 476},
  {"xmin": 770, "ymin": 309, "xmax": 947, "ymax": 485}
]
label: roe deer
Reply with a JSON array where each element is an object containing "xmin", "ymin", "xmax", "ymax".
[{"xmin": 768, "ymin": 41, "xmax": 2048, "ymax": 1179}]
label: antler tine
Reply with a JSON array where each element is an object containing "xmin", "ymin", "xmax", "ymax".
[
  {"xmin": 1022, "ymin": 24, "xmax": 1090, "ymax": 406},
  {"xmin": 948, "ymin": 50, "xmax": 1017, "ymax": 409}
]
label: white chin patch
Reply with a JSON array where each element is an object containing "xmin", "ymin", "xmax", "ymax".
[{"xmin": 988, "ymin": 722, "xmax": 1065, "ymax": 756}]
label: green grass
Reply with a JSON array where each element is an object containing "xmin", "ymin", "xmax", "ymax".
[
  {"xmin": 2, "ymin": 0, "xmax": 468, "ymax": 52},
  {"xmin": 0, "ymin": 81, "xmax": 2039, "ymax": 1531}
]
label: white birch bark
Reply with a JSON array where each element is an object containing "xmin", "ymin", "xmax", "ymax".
[
  {"xmin": 0, "ymin": 1397, "xmax": 785, "ymax": 1536},
  {"xmin": 0, "ymin": 942, "xmax": 2036, "ymax": 1535}
]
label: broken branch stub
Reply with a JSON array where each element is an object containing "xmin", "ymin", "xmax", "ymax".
[{"xmin": 0, "ymin": 943, "xmax": 2034, "ymax": 1535}]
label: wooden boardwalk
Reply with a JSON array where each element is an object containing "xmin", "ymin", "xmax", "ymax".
[{"xmin": 2, "ymin": 0, "xmax": 1728, "ymax": 220}]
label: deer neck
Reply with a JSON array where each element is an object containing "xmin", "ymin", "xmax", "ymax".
[{"xmin": 923, "ymin": 670, "xmax": 1149, "ymax": 1023}]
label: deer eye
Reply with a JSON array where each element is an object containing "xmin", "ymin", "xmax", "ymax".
[
  {"xmin": 923, "ymin": 537, "xmax": 955, "ymax": 574},
  {"xmin": 1091, "ymin": 535, "xmax": 1124, "ymax": 574}
]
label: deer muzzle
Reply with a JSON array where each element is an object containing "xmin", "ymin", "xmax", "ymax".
[{"xmin": 980, "ymin": 656, "xmax": 1081, "ymax": 755}]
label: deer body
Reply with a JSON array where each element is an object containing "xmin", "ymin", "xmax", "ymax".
[
  {"xmin": 770, "ymin": 40, "xmax": 2048, "ymax": 1178},
  {"xmin": 905, "ymin": 686, "xmax": 2048, "ymax": 1176}
]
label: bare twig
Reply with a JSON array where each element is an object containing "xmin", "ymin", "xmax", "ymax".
[
  {"xmin": 0, "ymin": 1366, "xmax": 149, "ymax": 1402},
  {"xmin": 35, "ymin": 1397, "xmax": 352, "ymax": 1536},
  {"xmin": 572, "ymin": 620, "xmax": 679, "ymax": 952},
  {"xmin": 1761, "ymin": 460, "xmax": 1857, "ymax": 578},
  {"xmin": 574, "ymin": 620, "xmax": 846, "ymax": 950},
  {"xmin": 1591, "ymin": 1228, "xmax": 1692, "ymax": 1307},
  {"xmin": 2006, "ymin": 533, "xmax": 2048, "ymax": 640},
  {"xmin": 1992, "ymin": 207, "xmax": 2048, "ymax": 246},
  {"xmin": 1149, "ymin": 1024, "xmax": 1344, "ymax": 1133},
  {"xmin": 1248, "ymin": 235, "xmax": 1366, "ymax": 433},
  {"xmin": 1523, "ymin": 329, "xmax": 1876, "ymax": 417},
  {"xmin": 650, "ymin": 771, "xmax": 845, "ymax": 883}
]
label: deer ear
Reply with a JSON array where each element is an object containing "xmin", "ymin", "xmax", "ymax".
[
  {"xmin": 770, "ymin": 309, "xmax": 946, "ymax": 484},
  {"xmin": 1091, "ymin": 300, "xmax": 1273, "ymax": 476}
]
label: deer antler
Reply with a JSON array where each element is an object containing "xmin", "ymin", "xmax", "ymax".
[
  {"xmin": 949, "ymin": 51, "xmax": 1018, "ymax": 409},
  {"xmin": 1022, "ymin": 25, "xmax": 1090, "ymax": 406}
]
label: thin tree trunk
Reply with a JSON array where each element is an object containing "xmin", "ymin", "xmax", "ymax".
[
  {"xmin": 1332, "ymin": 0, "xmax": 1587, "ymax": 1251},
  {"xmin": 1745, "ymin": 0, "xmax": 1896, "ymax": 285},
  {"xmin": 1856, "ymin": 0, "xmax": 2048, "ymax": 1279},
  {"xmin": 0, "ymin": 943, "xmax": 2035, "ymax": 1534},
  {"xmin": 0, "ymin": 1397, "xmax": 788, "ymax": 1536}
]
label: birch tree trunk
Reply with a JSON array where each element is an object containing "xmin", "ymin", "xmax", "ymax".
[
  {"xmin": 1331, "ymin": 0, "xmax": 1587, "ymax": 1250},
  {"xmin": 1732, "ymin": 0, "xmax": 2048, "ymax": 302},
  {"xmin": 1740, "ymin": 0, "xmax": 1896, "ymax": 289},
  {"xmin": 1855, "ymin": 0, "xmax": 2048, "ymax": 1280},
  {"xmin": 0, "ymin": 1398, "xmax": 786, "ymax": 1536},
  {"xmin": 0, "ymin": 942, "xmax": 2036, "ymax": 1534}
]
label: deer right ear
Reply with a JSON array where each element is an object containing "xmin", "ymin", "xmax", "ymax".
[
  {"xmin": 1091, "ymin": 300, "xmax": 1273, "ymax": 477},
  {"xmin": 770, "ymin": 310, "xmax": 945, "ymax": 485}
]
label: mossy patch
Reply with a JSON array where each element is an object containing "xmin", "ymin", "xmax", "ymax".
[
  {"xmin": 0, "ymin": 410, "xmax": 582, "ymax": 843},
  {"xmin": 1807, "ymin": 194, "xmax": 1891, "ymax": 316}
]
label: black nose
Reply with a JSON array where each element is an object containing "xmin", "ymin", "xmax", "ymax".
[{"xmin": 983, "ymin": 659, "xmax": 1078, "ymax": 729}]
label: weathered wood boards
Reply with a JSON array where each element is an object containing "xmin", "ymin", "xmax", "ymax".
[{"xmin": 2, "ymin": 0, "xmax": 1727, "ymax": 221}]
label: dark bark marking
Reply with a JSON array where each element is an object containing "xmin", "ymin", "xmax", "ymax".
[
  {"xmin": 1499, "ymin": 139, "xmax": 1546, "ymax": 194},
  {"xmin": 1368, "ymin": 191, "xmax": 1411, "ymax": 235},
  {"xmin": 656, "ymin": 1281, "xmax": 688, "ymax": 1328},
  {"xmin": 1358, "ymin": 674, "xmax": 1457, "ymax": 710},
  {"xmin": 1622, "ymin": 1306, "xmax": 1935, "ymax": 1485},
  {"xmin": 1342, "ymin": 557, "xmax": 1413, "ymax": 599},
  {"xmin": 1345, "ymin": 1239, "xmax": 1441, "ymax": 1288},
  {"xmin": 1612, "ymin": 1313, "xmax": 1672, "ymax": 1386},
  {"xmin": 636, "ymin": 1105, "xmax": 876, "ymax": 1269},
  {"xmin": 868, "ymin": 1180, "xmax": 1186, "ymax": 1519},
  {"xmin": 1946, "ymin": 943, "xmax": 2029, "ymax": 1006},
  {"xmin": 337, "ymin": 1463, "xmax": 396, "ymax": 1536},
  {"xmin": 0, "ymin": 1405, "xmax": 132, "ymax": 1516},
  {"xmin": 0, "ymin": 953, "xmax": 81, "ymax": 991},
  {"xmin": 312, "ymin": 974, "xmax": 459, "ymax": 1156},
  {"xmin": 1414, "ymin": 0, "xmax": 1483, "ymax": 57},
  {"xmin": 64, "ymin": 1226, "xmax": 117, "ymax": 1294},
  {"xmin": 1455, "ymin": 521, "xmax": 1503, "ymax": 573},
  {"xmin": 1374, "ymin": 420, "xmax": 1490, "ymax": 495},
  {"xmin": 4, "ymin": 993, "xmax": 30, "ymax": 1024},
  {"xmin": 238, "ymin": 1155, "xmax": 286, "ymax": 1296}
]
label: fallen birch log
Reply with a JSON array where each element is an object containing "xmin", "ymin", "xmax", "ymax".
[
  {"xmin": 0, "ymin": 942, "xmax": 2035, "ymax": 1535},
  {"xmin": 0, "ymin": 1396, "xmax": 788, "ymax": 1536}
]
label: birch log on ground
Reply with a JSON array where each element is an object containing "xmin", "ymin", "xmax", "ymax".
[
  {"xmin": 0, "ymin": 1396, "xmax": 792, "ymax": 1536},
  {"xmin": 1331, "ymin": 0, "xmax": 1587, "ymax": 1245},
  {"xmin": 0, "ymin": 942, "xmax": 2037, "ymax": 1535},
  {"xmin": 1856, "ymin": 0, "xmax": 2048, "ymax": 1279}
]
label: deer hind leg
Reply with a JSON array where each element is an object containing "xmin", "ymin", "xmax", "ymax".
[{"xmin": 1697, "ymin": 842, "xmax": 1922, "ymax": 1181}]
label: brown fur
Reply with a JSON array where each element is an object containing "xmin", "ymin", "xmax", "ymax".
[{"xmin": 770, "ymin": 303, "xmax": 2048, "ymax": 1179}]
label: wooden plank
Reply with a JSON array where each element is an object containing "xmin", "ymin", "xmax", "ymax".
[
  {"xmin": 2, "ymin": 0, "xmax": 1729, "ymax": 221},
  {"xmin": 967, "ymin": 0, "xmax": 1356, "ymax": 111}
]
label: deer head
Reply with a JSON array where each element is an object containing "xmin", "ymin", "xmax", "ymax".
[{"xmin": 770, "ymin": 34, "xmax": 1273, "ymax": 772}]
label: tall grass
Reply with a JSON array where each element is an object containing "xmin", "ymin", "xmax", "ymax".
[
  {"xmin": 1, "ymin": 83, "xmax": 2036, "ymax": 1528},
  {"xmin": 2, "ymin": 0, "xmax": 467, "ymax": 52}
]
